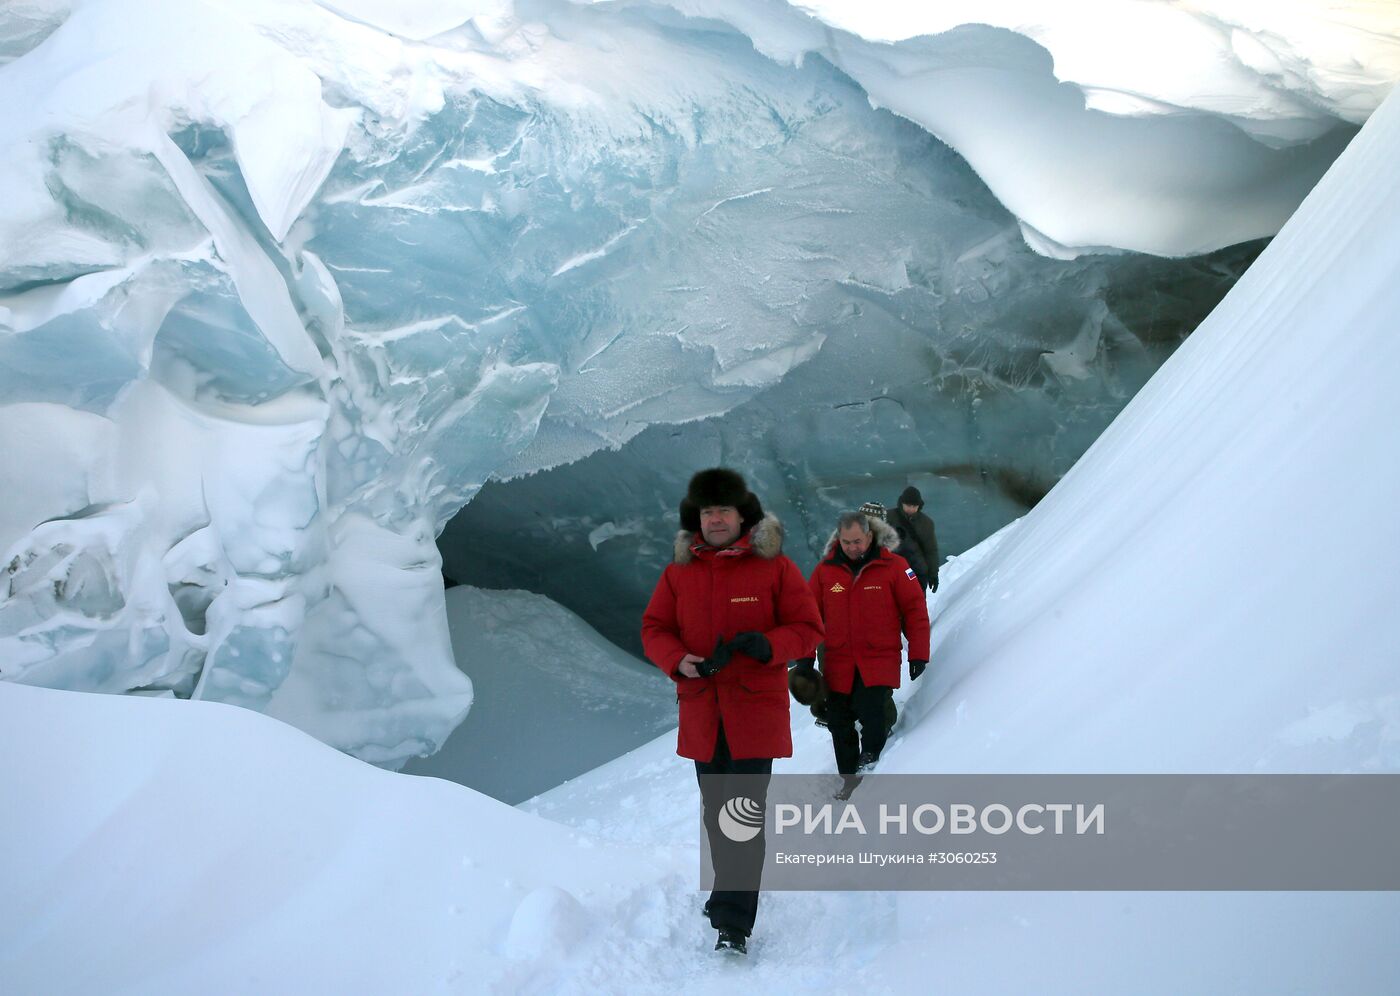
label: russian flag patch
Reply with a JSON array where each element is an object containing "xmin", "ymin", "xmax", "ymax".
[{"xmin": 905, "ymin": 568, "xmax": 917, "ymax": 580}]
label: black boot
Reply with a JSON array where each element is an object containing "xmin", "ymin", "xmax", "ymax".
[{"xmin": 715, "ymin": 928, "xmax": 748, "ymax": 954}]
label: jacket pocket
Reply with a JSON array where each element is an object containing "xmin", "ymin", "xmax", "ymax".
[
  {"xmin": 868, "ymin": 631, "xmax": 903, "ymax": 652},
  {"xmin": 676, "ymin": 678, "xmax": 709, "ymax": 700},
  {"xmin": 736, "ymin": 666, "xmax": 787, "ymax": 696}
]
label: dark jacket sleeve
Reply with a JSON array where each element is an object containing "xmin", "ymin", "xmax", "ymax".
[
  {"xmin": 763, "ymin": 556, "xmax": 824, "ymax": 663},
  {"xmin": 641, "ymin": 565, "xmax": 689, "ymax": 680},
  {"xmin": 916, "ymin": 513, "xmax": 939, "ymax": 590},
  {"xmin": 894, "ymin": 533, "xmax": 928, "ymax": 588},
  {"xmin": 892, "ymin": 556, "xmax": 932, "ymax": 660}
]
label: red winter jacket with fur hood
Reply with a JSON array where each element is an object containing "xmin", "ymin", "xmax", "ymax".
[
  {"xmin": 809, "ymin": 516, "xmax": 931, "ymax": 694},
  {"xmin": 642, "ymin": 515, "xmax": 823, "ymax": 761}
]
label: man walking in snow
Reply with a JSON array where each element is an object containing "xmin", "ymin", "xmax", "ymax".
[
  {"xmin": 887, "ymin": 485, "xmax": 940, "ymax": 592},
  {"xmin": 641, "ymin": 468, "xmax": 823, "ymax": 954},
  {"xmin": 796, "ymin": 509, "xmax": 930, "ymax": 792}
]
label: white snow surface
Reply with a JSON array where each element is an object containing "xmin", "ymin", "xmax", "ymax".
[
  {"xmin": 0, "ymin": 681, "xmax": 681, "ymax": 994},
  {"xmin": 4, "ymin": 79, "xmax": 1400, "ymax": 989}
]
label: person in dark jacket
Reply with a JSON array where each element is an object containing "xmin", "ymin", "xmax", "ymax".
[
  {"xmin": 887, "ymin": 485, "xmax": 940, "ymax": 592},
  {"xmin": 795, "ymin": 510, "xmax": 930, "ymax": 791},
  {"xmin": 641, "ymin": 468, "xmax": 823, "ymax": 954},
  {"xmin": 861, "ymin": 500, "xmax": 929, "ymax": 591}
]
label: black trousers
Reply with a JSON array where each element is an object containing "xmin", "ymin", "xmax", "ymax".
[
  {"xmin": 825, "ymin": 670, "xmax": 894, "ymax": 775},
  {"xmin": 695, "ymin": 724, "xmax": 772, "ymax": 937}
]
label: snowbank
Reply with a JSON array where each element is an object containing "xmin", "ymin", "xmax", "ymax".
[{"xmin": 0, "ymin": 681, "xmax": 685, "ymax": 993}]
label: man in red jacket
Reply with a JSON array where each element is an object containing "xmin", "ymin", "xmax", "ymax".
[
  {"xmin": 641, "ymin": 468, "xmax": 823, "ymax": 955},
  {"xmin": 797, "ymin": 509, "xmax": 930, "ymax": 788}
]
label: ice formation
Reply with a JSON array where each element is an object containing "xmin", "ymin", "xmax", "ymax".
[
  {"xmin": 1, "ymin": 0, "xmax": 1397, "ymax": 762},
  {"xmin": 400, "ymin": 585, "xmax": 675, "ymax": 802},
  {"xmin": 582, "ymin": 0, "xmax": 1400, "ymax": 255}
]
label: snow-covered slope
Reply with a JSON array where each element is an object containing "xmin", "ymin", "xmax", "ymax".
[
  {"xmin": 0, "ymin": 681, "xmax": 685, "ymax": 994},
  {"xmin": 889, "ymin": 62, "xmax": 1400, "ymax": 778}
]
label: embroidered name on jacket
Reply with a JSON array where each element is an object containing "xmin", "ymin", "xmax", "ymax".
[
  {"xmin": 863, "ymin": 585, "xmax": 883, "ymax": 591},
  {"xmin": 730, "ymin": 596, "xmax": 759, "ymax": 603}
]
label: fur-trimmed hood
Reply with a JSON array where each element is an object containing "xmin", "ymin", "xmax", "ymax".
[
  {"xmin": 674, "ymin": 514, "xmax": 784, "ymax": 564},
  {"xmin": 821, "ymin": 515, "xmax": 900, "ymax": 561}
]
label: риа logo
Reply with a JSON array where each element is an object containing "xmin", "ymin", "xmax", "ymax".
[{"xmin": 718, "ymin": 797, "xmax": 764, "ymax": 842}]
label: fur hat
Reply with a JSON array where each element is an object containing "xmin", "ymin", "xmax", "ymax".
[
  {"xmin": 679, "ymin": 467, "xmax": 765, "ymax": 534},
  {"xmin": 898, "ymin": 485, "xmax": 924, "ymax": 509},
  {"xmin": 788, "ymin": 665, "xmax": 826, "ymax": 707},
  {"xmin": 859, "ymin": 500, "xmax": 886, "ymax": 521}
]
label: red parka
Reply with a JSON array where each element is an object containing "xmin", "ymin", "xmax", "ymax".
[
  {"xmin": 642, "ymin": 516, "xmax": 823, "ymax": 761},
  {"xmin": 809, "ymin": 517, "xmax": 931, "ymax": 694}
]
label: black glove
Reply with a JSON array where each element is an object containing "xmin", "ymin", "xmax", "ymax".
[
  {"xmin": 725, "ymin": 630, "xmax": 772, "ymax": 662},
  {"xmin": 696, "ymin": 636, "xmax": 733, "ymax": 677},
  {"xmin": 909, "ymin": 659, "xmax": 928, "ymax": 681}
]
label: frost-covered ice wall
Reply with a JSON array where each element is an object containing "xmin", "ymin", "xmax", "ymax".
[
  {"xmin": 581, "ymin": 0, "xmax": 1400, "ymax": 256},
  {"xmin": 1, "ymin": 0, "xmax": 1397, "ymax": 763}
]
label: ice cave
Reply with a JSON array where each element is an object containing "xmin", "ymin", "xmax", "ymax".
[{"xmin": 2, "ymin": 1, "xmax": 1399, "ymax": 992}]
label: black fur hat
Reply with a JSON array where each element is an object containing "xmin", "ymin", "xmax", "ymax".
[
  {"xmin": 898, "ymin": 485, "xmax": 924, "ymax": 509},
  {"xmin": 679, "ymin": 467, "xmax": 765, "ymax": 534}
]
